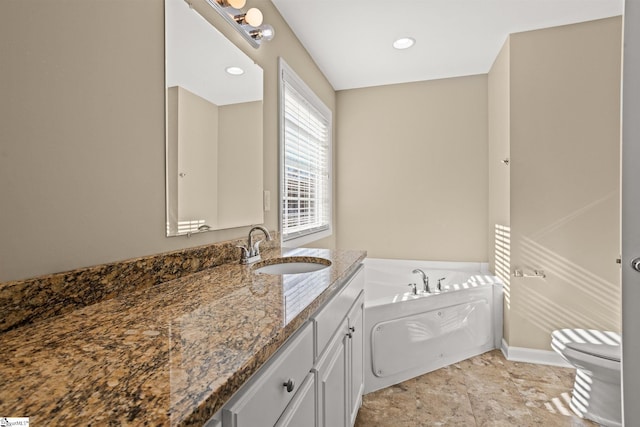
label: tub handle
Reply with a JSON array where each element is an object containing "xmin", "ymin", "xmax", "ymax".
[{"xmin": 407, "ymin": 283, "xmax": 417, "ymax": 295}]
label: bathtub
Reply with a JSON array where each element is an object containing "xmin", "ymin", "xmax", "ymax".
[{"xmin": 364, "ymin": 258, "xmax": 503, "ymax": 394}]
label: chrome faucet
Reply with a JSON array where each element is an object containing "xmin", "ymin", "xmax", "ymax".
[
  {"xmin": 238, "ymin": 226, "xmax": 272, "ymax": 264},
  {"xmin": 437, "ymin": 277, "xmax": 446, "ymax": 291},
  {"xmin": 412, "ymin": 269, "xmax": 430, "ymax": 293}
]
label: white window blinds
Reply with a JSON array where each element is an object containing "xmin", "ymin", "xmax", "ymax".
[{"xmin": 280, "ymin": 59, "xmax": 332, "ymax": 243}]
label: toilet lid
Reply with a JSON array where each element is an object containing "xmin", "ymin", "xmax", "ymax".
[{"xmin": 565, "ymin": 342, "xmax": 621, "ymax": 362}]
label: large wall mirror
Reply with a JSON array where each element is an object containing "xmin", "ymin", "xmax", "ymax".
[{"xmin": 165, "ymin": 0, "xmax": 263, "ymax": 237}]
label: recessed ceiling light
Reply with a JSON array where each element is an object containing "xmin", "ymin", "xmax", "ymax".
[
  {"xmin": 393, "ymin": 37, "xmax": 415, "ymax": 50},
  {"xmin": 225, "ymin": 66, "xmax": 245, "ymax": 76}
]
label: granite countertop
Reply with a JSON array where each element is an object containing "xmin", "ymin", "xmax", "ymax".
[{"xmin": 0, "ymin": 247, "xmax": 366, "ymax": 426}]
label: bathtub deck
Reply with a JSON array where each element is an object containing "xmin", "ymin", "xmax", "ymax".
[{"xmin": 355, "ymin": 350, "xmax": 597, "ymax": 426}]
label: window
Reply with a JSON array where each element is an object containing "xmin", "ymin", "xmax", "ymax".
[{"xmin": 279, "ymin": 59, "xmax": 332, "ymax": 245}]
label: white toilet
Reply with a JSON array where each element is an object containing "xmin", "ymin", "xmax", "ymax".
[{"xmin": 551, "ymin": 328, "xmax": 621, "ymax": 427}]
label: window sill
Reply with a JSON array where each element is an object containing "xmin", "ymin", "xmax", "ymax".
[{"xmin": 282, "ymin": 228, "xmax": 332, "ymax": 248}]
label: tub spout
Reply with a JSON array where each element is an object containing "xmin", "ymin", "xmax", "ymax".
[{"xmin": 412, "ymin": 269, "xmax": 430, "ymax": 293}]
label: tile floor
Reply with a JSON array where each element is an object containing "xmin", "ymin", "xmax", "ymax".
[{"xmin": 355, "ymin": 350, "xmax": 598, "ymax": 426}]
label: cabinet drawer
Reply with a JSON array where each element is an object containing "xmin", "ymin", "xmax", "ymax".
[
  {"xmin": 312, "ymin": 265, "xmax": 364, "ymax": 360},
  {"xmin": 274, "ymin": 372, "xmax": 316, "ymax": 427},
  {"xmin": 222, "ymin": 322, "xmax": 313, "ymax": 427}
]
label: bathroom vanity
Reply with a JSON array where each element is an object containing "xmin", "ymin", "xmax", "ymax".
[
  {"xmin": 215, "ymin": 263, "xmax": 364, "ymax": 427},
  {"xmin": 0, "ymin": 246, "xmax": 366, "ymax": 426}
]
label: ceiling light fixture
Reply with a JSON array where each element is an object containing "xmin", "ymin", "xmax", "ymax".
[
  {"xmin": 225, "ymin": 66, "xmax": 245, "ymax": 76},
  {"xmin": 205, "ymin": 0, "xmax": 274, "ymax": 49},
  {"xmin": 393, "ymin": 37, "xmax": 415, "ymax": 50}
]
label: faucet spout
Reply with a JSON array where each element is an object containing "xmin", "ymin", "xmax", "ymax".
[
  {"xmin": 248, "ymin": 226, "xmax": 272, "ymax": 252},
  {"xmin": 240, "ymin": 226, "xmax": 272, "ymax": 264},
  {"xmin": 412, "ymin": 268, "xmax": 430, "ymax": 293}
]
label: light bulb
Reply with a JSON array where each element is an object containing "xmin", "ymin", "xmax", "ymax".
[
  {"xmin": 219, "ymin": 0, "xmax": 246, "ymax": 8},
  {"xmin": 244, "ymin": 8, "xmax": 263, "ymax": 27},
  {"xmin": 250, "ymin": 24, "xmax": 275, "ymax": 42},
  {"xmin": 258, "ymin": 24, "xmax": 275, "ymax": 41}
]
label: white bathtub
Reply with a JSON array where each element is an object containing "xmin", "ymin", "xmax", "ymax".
[{"xmin": 364, "ymin": 258, "xmax": 503, "ymax": 394}]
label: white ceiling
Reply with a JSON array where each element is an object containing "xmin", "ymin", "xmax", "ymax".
[{"xmin": 270, "ymin": 0, "xmax": 624, "ymax": 91}]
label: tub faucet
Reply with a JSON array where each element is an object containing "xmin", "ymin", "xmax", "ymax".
[
  {"xmin": 412, "ymin": 269, "xmax": 430, "ymax": 293},
  {"xmin": 238, "ymin": 226, "xmax": 272, "ymax": 264}
]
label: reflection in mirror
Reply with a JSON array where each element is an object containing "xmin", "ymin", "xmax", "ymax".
[{"xmin": 165, "ymin": 0, "xmax": 263, "ymax": 237}]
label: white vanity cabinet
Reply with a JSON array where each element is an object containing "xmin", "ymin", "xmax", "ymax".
[
  {"xmin": 216, "ymin": 265, "xmax": 364, "ymax": 427},
  {"xmin": 312, "ymin": 267, "xmax": 365, "ymax": 427}
]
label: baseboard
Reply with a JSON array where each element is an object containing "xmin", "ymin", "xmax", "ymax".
[{"xmin": 501, "ymin": 338, "xmax": 571, "ymax": 367}]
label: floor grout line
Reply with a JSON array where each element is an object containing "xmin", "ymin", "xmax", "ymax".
[{"xmin": 459, "ymin": 363, "xmax": 480, "ymax": 427}]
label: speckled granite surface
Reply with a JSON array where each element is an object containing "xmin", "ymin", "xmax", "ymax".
[
  {"xmin": 0, "ymin": 235, "xmax": 278, "ymax": 333},
  {"xmin": 0, "ymin": 246, "xmax": 366, "ymax": 426}
]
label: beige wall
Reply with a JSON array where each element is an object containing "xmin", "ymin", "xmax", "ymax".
[
  {"xmin": 487, "ymin": 39, "xmax": 511, "ymax": 271},
  {"xmin": 168, "ymin": 86, "xmax": 219, "ymax": 230},
  {"xmin": 0, "ymin": 0, "xmax": 335, "ymax": 282},
  {"xmin": 336, "ymin": 76, "xmax": 488, "ymax": 262},
  {"xmin": 488, "ymin": 17, "xmax": 622, "ymax": 350},
  {"xmin": 217, "ymin": 101, "xmax": 263, "ymax": 229},
  {"xmin": 487, "ymin": 39, "xmax": 512, "ymax": 342}
]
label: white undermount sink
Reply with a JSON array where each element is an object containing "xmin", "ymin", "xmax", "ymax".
[{"xmin": 254, "ymin": 257, "xmax": 332, "ymax": 275}]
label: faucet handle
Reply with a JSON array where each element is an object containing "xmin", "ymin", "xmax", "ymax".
[
  {"xmin": 408, "ymin": 283, "xmax": 417, "ymax": 295},
  {"xmin": 236, "ymin": 245, "xmax": 249, "ymax": 259},
  {"xmin": 437, "ymin": 277, "xmax": 446, "ymax": 291},
  {"xmin": 252, "ymin": 239, "xmax": 263, "ymax": 256}
]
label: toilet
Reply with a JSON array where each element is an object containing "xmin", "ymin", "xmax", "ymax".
[{"xmin": 551, "ymin": 329, "xmax": 621, "ymax": 427}]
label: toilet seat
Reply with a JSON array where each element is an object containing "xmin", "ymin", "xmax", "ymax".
[
  {"xmin": 551, "ymin": 328, "xmax": 621, "ymax": 370},
  {"xmin": 551, "ymin": 329, "xmax": 621, "ymax": 350},
  {"xmin": 565, "ymin": 342, "xmax": 620, "ymax": 362}
]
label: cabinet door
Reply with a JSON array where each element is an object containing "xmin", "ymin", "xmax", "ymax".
[
  {"xmin": 316, "ymin": 320, "xmax": 348, "ymax": 427},
  {"xmin": 348, "ymin": 296, "xmax": 364, "ymax": 427},
  {"xmin": 312, "ymin": 266, "xmax": 364, "ymax": 361},
  {"xmin": 275, "ymin": 372, "xmax": 316, "ymax": 427}
]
